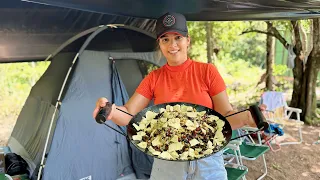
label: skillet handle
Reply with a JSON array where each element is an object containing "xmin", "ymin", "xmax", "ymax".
[
  {"xmin": 102, "ymin": 122, "xmax": 129, "ymax": 138},
  {"xmin": 249, "ymin": 105, "xmax": 269, "ymax": 130},
  {"xmin": 230, "ymin": 129, "xmax": 261, "ymax": 141},
  {"xmin": 95, "ymin": 102, "xmax": 113, "ymax": 124}
]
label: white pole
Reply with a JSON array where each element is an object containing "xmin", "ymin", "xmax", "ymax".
[{"xmin": 37, "ymin": 53, "xmax": 79, "ymax": 180}]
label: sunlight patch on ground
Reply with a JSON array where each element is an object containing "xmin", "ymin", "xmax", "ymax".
[
  {"xmin": 302, "ymin": 146, "xmax": 313, "ymax": 151},
  {"xmin": 302, "ymin": 131, "xmax": 315, "ymax": 135},
  {"xmin": 302, "ymin": 172, "xmax": 310, "ymax": 177},
  {"xmin": 288, "ymin": 127, "xmax": 299, "ymax": 131},
  {"xmin": 310, "ymin": 129, "xmax": 320, "ymax": 133},
  {"xmin": 274, "ymin": 133, "xmax": 297, "ymax": 143},
  {"xmin": 309, "ymin": 126, "xmax": 320, "ymax": 130},
  {"xmin": 310, "ymin": 165, "xmax": 320, "ymax": 173}
]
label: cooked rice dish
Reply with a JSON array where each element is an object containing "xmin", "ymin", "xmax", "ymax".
[{"xmin": 132, "ymin": 104, "xmax": 226, "ymax": 160}]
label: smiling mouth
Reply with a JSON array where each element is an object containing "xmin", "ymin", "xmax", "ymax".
[{"xmin": 169, "ymin": 50, "xmax": 179, "ymax": 54}]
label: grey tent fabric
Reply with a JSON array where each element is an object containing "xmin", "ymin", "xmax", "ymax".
[
  {"xmin": 8, "ymin": 97, "xmax": 59, "ymax": 176},
  {"xmin": 7, "ymin": 52, "xmax": 76, "ymax": 177},
  {"xmin": 111, "ymin": 62, "xmax": 133, "ymax": 177},
  {"xmin": 111, "ymin": 62, "xmax": 154, "ymax": 179},
  {"xmin": 111, "ymin": 61, "xmax": 130, "ymax": 105},
  {"xmin": 7, "ymin": 25, "xmax": 164, "ymax": 180},
  {"xmin": 41, "ymin": 49, "xmax": 163, "ymax": 180},
  {"xmin": 42, "ymin": 50, "xmax": 134, "ymax": 180}
]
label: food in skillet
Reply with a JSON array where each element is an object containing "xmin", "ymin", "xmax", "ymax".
[{"xmin": 132, "ymin": 104, "xmax": 226, "ymax": 160}]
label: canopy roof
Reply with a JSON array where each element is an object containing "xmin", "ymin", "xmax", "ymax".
[
  {"xmin": 24, "ymin": 0, "xmax": 320, "ymax": 21},
  {"xmin": 0, "ymin": 0, "xmax": 155, "ymax": 63},
  {"xmin": 1, "ymin": 0, "xmax": 320, "ymax": 63}
]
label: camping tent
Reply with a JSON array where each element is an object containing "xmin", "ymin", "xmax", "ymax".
[{"xmin": 7, "ymin": 24, "xmax": 166, "ymax": 180}]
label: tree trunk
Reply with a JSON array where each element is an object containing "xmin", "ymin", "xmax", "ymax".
[
  {"xmin": 290, "ymin": 19, "xmax": 320, "ymax": 123},
  {"xmin": 303, "ymin": 18, "xmax": 320, "ymax": 124},
  {"xmin": 266, "ymin": 22, "xmax": 275, "ymax": 90},
  {"xmin": 205, "ymin": 22, "xmax": 214, "ymax": 63},
  {"xmin": 290, "ymin": 21, "xmax": 304, "ymax": 109}
]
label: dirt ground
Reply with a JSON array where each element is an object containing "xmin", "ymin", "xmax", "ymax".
[
  {"xmin": 1, "ymin": 116, "xmax": 320, "ymax": 180},
  {"xmin": 244, "ymin": 125, "xmax": 320, "ymax": 180},
  {"xmin": 0, "ymin": 115, "xmax": 16, "ymax": 147}
]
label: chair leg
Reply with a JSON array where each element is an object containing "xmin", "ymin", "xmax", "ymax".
[
  {"xmin": 257, "ymin": 154, "xmax": 268, "ymax": 180},
  {"xmin": 236, "ymin": 149, "xmax": 244, "ymax": 166},
  {"xmin": 256, "ymin": 132, "xmax": 268, "ymax": 180},
  {"xmin": 280, "ymin": 112, "xmax": 303, "ymax": 146},
  {"xmin": 236, "ymin": 149, "xmax": 247, "ymax": 180},
  {"xmin": 279, "ymin": 126, "xmax": 303, "ymax": 145},
  {"xmin": 265, "ymin": 136, "xmax": 281, "ymax": 152}
]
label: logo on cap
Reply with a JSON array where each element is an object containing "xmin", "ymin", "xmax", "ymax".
[{"xmin": 163, "ymin": 15, "xmax": 175, "ymax": 27}]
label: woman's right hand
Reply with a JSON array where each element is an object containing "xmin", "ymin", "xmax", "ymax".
[{"xmin": 92, "ymin": 97, "xmax": 115, "ymax": 120}]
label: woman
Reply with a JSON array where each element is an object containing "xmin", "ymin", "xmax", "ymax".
[{"xmin": 93, "ymin": 12, "xmax": 263, "ymax": 180}]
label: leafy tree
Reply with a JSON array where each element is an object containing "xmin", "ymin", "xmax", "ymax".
[
  {"xmin": 239, "ymin": 19, "xmax": 320, "ymax": 123},
  {"xmin": 0, "ymin": 62, "xmax": 49, "ymax": 117},
  {"xmin": 188, "ymin": 21, "xmax": 266, "ymax": 66}
]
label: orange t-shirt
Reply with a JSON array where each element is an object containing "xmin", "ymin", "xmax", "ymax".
[{"xmin": 136, "ymin": 58, "xmax": 226, "ymax": 109}]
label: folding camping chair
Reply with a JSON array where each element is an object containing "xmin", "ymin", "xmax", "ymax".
[
  {"xmin": 224, "ymin": 143, "xmax": 248, "ymax": 180},
  {"xmin": 224, "ymin": 129, "xmax": 270, "ymax": 180},
  {"xmin": 260, "ymin": 91, "xmax": 304, "ymax": 146},
  {"xmin": 225, "ymin": 162, "xmax": 248, "ymax": 180}
]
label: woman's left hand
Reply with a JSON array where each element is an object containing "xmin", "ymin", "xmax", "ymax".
[
  {"xmin": 259, "ymin": 104, "xmax": 267, "ymax": 111},
  {"xmin": 245, "ymin": 104, "xmax": 267, "ymax": 128}
]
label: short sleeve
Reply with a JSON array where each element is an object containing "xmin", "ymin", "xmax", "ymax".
[
  {"xmin": 207, "ymin": 64, "xmax": 226, "ymax": 97},
  {"xmin": 136, "ymin": 72, "xmax": 154, "ymax": 100}
]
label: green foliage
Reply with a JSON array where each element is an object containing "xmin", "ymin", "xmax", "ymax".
[
  {"xmin": 272, "ymin": 21, "xmax": 293, "ymax": 32},
  {"xmin": 273, "ymin": 64, "xmax": 288, "ymax": 76},
  {"xmin": 305, "ymin": 108, "xmax": 320, "ymax": 126},
  {"xmin": 187, "ymin": 21, "xmax": 207, "ymax": 62},
  {"xmin": 300, "ymin": 19, "xmax": 312, "ymax": 34},
  {"xmin": 0, "ymin": 62, "xmax": 50, "ymax": 118},
  {"xmin": 219, "ymin": 21, "xmax": 267, "ymax": 67},
  {"xmin": 187, "ymin": 21, "xmax": 267, "ymax": 66},
  {"xmin": 272, "ymin": 64, "xmax": 293, "ymax": 92},
  {"xmin": 214, "ymin": 58, "xmax": 264, "ymax": 108}
]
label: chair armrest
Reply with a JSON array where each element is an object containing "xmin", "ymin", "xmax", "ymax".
[
  {"xmin": 286, "ymin": 106, "xmax": 302, "ymax": 113},
  {"xmin": 225, "ymin": 143, "xmax": 240, "ymax": 150},
  {"xmin": 228, "ymin": 139, "xmax": 243, "ymax": 145},
  {"xmin": 240, "ymin": 126, "xmax": 259, "ymax": 132},
  {"xmin": 224, "ymin": 162, "xmax": 248, "ymax": 171}
]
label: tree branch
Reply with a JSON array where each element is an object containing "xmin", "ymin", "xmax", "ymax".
[
  {"xmin": 266, "ymin": 21, "xmax": 289, "ymax": 49},
  {"xmin": 291, "ymin": 20, "xmax": 303, "ymax": 57},
  {"xmin": 241, "ymin": 29, "xmax": 274, "ymax": 37},
  {"xmin": 241, "ymin": 21, "xmax": 289, "ymax": 49}
]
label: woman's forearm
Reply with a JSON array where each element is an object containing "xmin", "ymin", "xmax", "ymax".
[
  {"xmin": 109, "ymin": 93, "xmax": 151, "ymax": 126},
  {"xmin": 110, "ymin": 105, "xmax": 133, "ymax": 126},
  {"xmin": 225, "ymin": 110, "xmax": 254, "ymax": 130}
]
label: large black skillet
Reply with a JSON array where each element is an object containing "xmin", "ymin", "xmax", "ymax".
[{"xmin": 95, "ymin": 102, "xmax": 269, "ymax": 162}]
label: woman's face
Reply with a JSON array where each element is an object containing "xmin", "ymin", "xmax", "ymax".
[{"xmin": 158, "ymin": 33, "xmax": 190, "ymax": 66}]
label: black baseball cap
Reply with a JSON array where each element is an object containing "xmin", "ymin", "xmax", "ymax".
[{"xmin": 155, "ymin": 12, "xmax": 188, "ymax": 39}]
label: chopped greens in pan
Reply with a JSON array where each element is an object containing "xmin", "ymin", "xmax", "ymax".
[{"xmin": 132, "ymin": 104, "xmax": 226, "ymax": 161}]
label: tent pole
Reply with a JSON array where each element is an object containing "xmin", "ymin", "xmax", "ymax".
[
  {"xmin": 37, "ymin": 52, "xmax": 79, "ymax": 180},
  {"xmin": 37, "ymin": 24, "xmax": 110, "ymax": 180}
]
